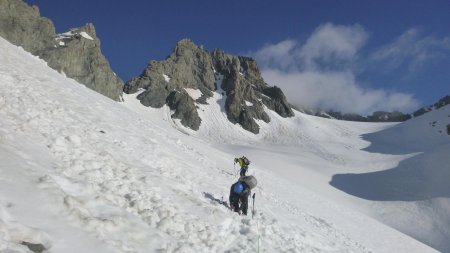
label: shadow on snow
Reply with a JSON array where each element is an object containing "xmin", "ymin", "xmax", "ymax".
[{"xmin": 330, "ymin": 130, "xmax": 450, "ymax": 201}]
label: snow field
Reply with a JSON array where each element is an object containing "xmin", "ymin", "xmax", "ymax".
[
  {"xmin": 0, "ymin": 36, "xmax": 441, "ymax": 252},
  {"xmin": 0, "ymin": 38, "xmax": 337, "ymax": 252}
]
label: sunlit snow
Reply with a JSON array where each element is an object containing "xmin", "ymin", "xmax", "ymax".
[
  {"xmin": 184, "ymin": 88, "xmax": 202, "ymax": 100},
  {"xmin": 1, "ymin": 36, "xmax": 448, "ymax": 253},
  {"xmin": 163, "ymin": 74, "xmax": 170, "ymax": 82},
  {"xmin": 56, "ymin": 31, "xmax": 94, "ymax": 41},
  {"xmin": 79, "ymin": 32, "xmax": 94, "ymax": 40}
]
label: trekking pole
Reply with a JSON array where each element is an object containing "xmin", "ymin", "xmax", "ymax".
[
  {"xmin": 252, "ymin": 193, "xmax": 256, "ymax": 219},
  {"xmin": 253, "ymin": 192, "xmax": 260, "ymax": 252}
]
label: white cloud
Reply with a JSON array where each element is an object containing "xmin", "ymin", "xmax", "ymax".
[
  {"xmin": 298, "ymin": 23, "xmax": 368, "ymax": 70},
  {"xmin": 371, "ymin": 28, "xmax": 450, "ymax": 72},
  {"xmin": 262, "ymin": 69, "xmax": 419, "ymax": 115},
  {"xmin": 252, "ymin": 39, "xmax": 297, "ymax": 70},
  {"xmin": 251, "ymin": 23, "xmax": 421, "ymax": 115}
]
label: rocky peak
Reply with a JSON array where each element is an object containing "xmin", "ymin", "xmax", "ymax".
[
  {"xmin": 54, "ymin": 23, "xmax": 98, "ymax": 47},
  {"xmin": 0, "ymin": 0, "xmax": 123, "ymax": 101},
  {"xmin": 79, "ymin": 22, "xmax": 97, "ymax": 37},
  {"xmin": 0, "ymin": 0, "xmax": 55, "ymax": 55},
  {"xmin": 173, "ymin": 38, "xmax": 201, "ymax": 55},
  {"xmin": 238, "ymin": 56, "xmax": 263, "ymax": 81},
  {"xmin": 125, "ymin": 39, "xmax": 294, "ymax": 133},
  {"xmin": 39, "ymin": 22, "xmax": 123, "ymax": 101}
]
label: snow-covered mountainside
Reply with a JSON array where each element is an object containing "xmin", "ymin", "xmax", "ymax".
[
  {"xmin": 0, "ymin": 36, "xmax": 446, "ymax": 252},
  {"xmin": 124, "ymin": 39, "xmax": 293, "ymax": 134}
]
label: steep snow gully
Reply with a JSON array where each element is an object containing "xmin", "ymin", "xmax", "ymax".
[{"xmin": 0, "ymin": 37, "xmax": 447, "ymax": 252}]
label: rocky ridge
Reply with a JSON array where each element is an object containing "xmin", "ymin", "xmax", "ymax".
[
  {"xmin": 310, "ymin": 95, "xmax": 450, "ymax": 123},
  {"xmin": 0, "ymin": 0, "xmax": 123, "ymax": 101},
  {"xmin": 314, "ymin": 110, "xmax": 412, "ymax": 122},
  {"xmin": 412, "ymin": 95, "xmax": 450, "ymax": 118},
  {"xmin": 124, "ymin": 39, "xmax": 294, "ymax": 134}
]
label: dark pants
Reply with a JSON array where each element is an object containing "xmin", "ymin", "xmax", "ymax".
[{"xmin": 240, "ymin": 168, "xmax": 247, "ymax": 176}]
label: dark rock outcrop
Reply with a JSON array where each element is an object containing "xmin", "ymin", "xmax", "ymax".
[
  {"xmin": 166, "ymin": 90, "xmax": 201, "ymax": 130},
  {"xmin": 262, "ymin": 86, "xmax": 295, "ymax": 117},
  {"xmin": 447, "ymin": 124, "xmax": 450, "ymax": 136},
  {"xmin": 368, "ymin": 111, "xmax": 412, "ymax": 122},
  {"xmin": 21, "ymin": 241, "xmax": 46, "ymax": 253},
  {"xmin": 306, "ymin": 96, "xmax": 450, "ymax": 123},
  {"xmin": 211, "ymin": 49, "xmax": 277, "ymax": 133},
  {"xmin": 40, "ymin": 23, "xmax": 124, "ymax": 101},
  {"xmin": 413, "ymin": 95, "xmax": 450, "ymax": 118},
  {"xmin": 0, "ymin": 0, "xmax": 123, "ymax": 101},
  {"xmin": 314, "ymin": 110, "xmax": 411, "ymax": 122},
  {"xmin": 125, "ymin": 39, "xmax": 294, "ymax": 133},
  {"xmin": 320, "ymin": 111, "xmax": 370, "ymax": 122},
  {"xmin": 434, "ymin": 96, "xmax": 450, "ymax": 109},
  {"xmin": 0, "ymin": 0, "xmax": 55, "ymax": 54}
]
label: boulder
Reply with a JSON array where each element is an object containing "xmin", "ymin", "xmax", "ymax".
[{"xmin": 21, "ymin": 241, "xmax": 46, "ymax": 253}]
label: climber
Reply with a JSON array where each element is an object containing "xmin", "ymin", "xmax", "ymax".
[
  {"xmin": 234, "ymin": 156, "xmax": 250, "ymax": 176},
  {"xmin": 229, "ymin": 175, "xmax": 257, "ymax": 215}
]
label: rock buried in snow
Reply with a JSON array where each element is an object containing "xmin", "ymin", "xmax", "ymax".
[{"xmin": 21, "ymin": 241, "xmax": 46, "ymax": 253}]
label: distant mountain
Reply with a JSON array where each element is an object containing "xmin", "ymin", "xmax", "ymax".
[
  {"xmin": 0, "ymin": 0, "xmax": 123, "ymax": 101},
  {"xmin": 307, "ymin": 95, "xmax": 450, "ymax": 123},
  {"xmin": 412, "ymin": 95, "xmax": 450, "ymax": 118},
  {"xmin": 310, "ymin": 110, "xmax": 411, "ymax": 122},
  {"xmin": 1, "ymin": 0, "xmax": 446, "ymax": 128},
  {"xmin": 124, "ymin": 39, "xmax": 294, "ymax": 133}
]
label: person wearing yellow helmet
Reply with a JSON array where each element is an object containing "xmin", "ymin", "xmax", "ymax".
[{"xmin": 234, "ymin": 156, "xmax": 250, "ymax": 176}]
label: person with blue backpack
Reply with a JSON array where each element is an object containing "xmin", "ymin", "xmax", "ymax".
[{"xmin": 229, "ymin": 175, "xmax": 257, "ymax": 215}]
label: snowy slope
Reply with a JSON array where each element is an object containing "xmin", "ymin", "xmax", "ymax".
[
  {"xmin": 331, "ymin": 105, "xmax": 450, "ymax": 251},
  {"xmin": 0, "ymin": 36, "xmax": 441, "ymax": 253},
  {"xmin": 157, "ymin": 83, "xmax": 450, "ymax": 251}
]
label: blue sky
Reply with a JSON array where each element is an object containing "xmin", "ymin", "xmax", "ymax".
[{"xmin": 26, "ymin": 0, "xmax": 450, "ymax": 114}]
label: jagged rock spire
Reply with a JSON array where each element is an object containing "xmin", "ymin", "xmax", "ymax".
[{"xmin": 125, "ymin": 39, "xmax": 294, "ymax": 133}]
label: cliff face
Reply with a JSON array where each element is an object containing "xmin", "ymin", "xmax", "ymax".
[
  {"xmin": 124, "ymin": 39, "xmax": 294, "ymax": 133},
  {"xmin": 40, "ymin": 23, "xmax": 124, "ymax": 101},
  {"xmin": 0, "ymin": 0, "xmax": 123, "ymax": 101},
  {"xmin": 0, "ymin": 0, "xmax": 55, "ymax": 54}
]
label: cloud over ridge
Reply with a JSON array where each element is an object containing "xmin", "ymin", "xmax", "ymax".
[{"xmin": 252, "ymin": 23, "xmax": 425, "ymax": 115}]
